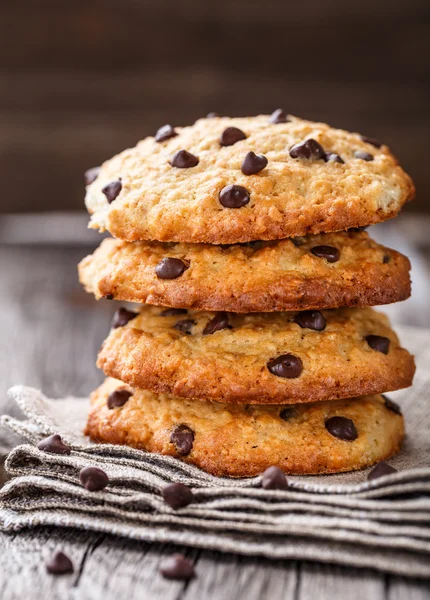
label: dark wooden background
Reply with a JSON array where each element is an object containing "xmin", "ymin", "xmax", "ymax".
[{"xmin": 0, "ymin": 0, "xmax": 429, "ymax": 215}]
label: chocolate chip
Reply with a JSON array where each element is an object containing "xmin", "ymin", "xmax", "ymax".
[
  {"xmin": 219, "ymin": 184, "xmax": 250, "ymax": 208},
  {"xmin": 104, "ymin": 294, "xmax": 114, "ymax": 300},
  {"xmin": 203, "ymin": 312, "xmax": 231, "ymax": 335},
  {"xmin": 37, "ymin": 434, "xmax": 71, "ymax": 455},
  {"xmin": 290, "ymin": 139, "xmax": 325, "ymax": 160},
  {"xmin": 220, "ymin": 127, "xmax": 247, "ymax": 146},
  {"xmin": 241, "ymin": 151, "xmax": 268, "ymax": 175},
  {"xmin": 162, "ymin": 482, "xmax": 194, "ymax": 509},
  {"xmin": 267, "ymin": 354, "xmax": 303, "ymax": 379},
  {"xmin": 155, "ymin": 124, "xmax": 178, "ymax": 143},
  {"xmin": 355, "ymin": 150, "xmax": 374, "ymax": 161},
  {"xmin": 366, "ymin": 335, "xmax": 390, "ymax": 355},
  {"xmin": 293, "ymin": 310, "xmax": 326, "ymax": 331},
  {"xmin": 46, "ymin": 551, "xmax": 74, "ymax": 575},
  {"xmin": 261, "ymin": 466, "xmax": 288, "ymax": 490},
  {"xmin": 155, "ymin": 257, "xmax": 188, "ymax": 279},
  {"xmin": 325, "ymin": 416, "xmax": 358, "ymax": 441},
  {"xmin": 107, "ymin": 389, "xmax": 132, "ymax": 409},
  {"xmin": 368, "ymin": 461, "xmax": 397, "ymax": 481},
  {"xmin": 170, "ymin": 424, "xmax": 194, "ymax": 456},
  {"xmin": 112, "ymin": 307, "xmax": 138, "ymax": 329},
  {"xmin": 84, "ymin": 166, "xmax": 100, "ymax": 186},
  {"xmin": 311, "ymin": 245, "xmax": 340, "ymax": 263},
  {"xmin": 160, "ymin": 308, "xmax": 188, "ymax": 316},
  {"xmin": 174, "ymin": 318, "xmax": 196, "ymax": 334},
  {"xmin": 206, "ymin": 112, "xmax": 219, "ymax": 118},
  {"xmin": 269, "ymin": 109, "xmax": 289, "ymax": 124},
  {"xmin": 324, "ymin": 152, "xmax": 344, "ymax": 164},
  {"xmin": 160, "ymin": 554, "xmax": 195, "ymax": 580},
  {"xmin": 170, "ymin": 150, "xmax": 199, "ymax": 168},
  {"xmin": 383, "ymin": 254, "xmax": 390, "ymax": 264},
  {"xmin": 360, "ymin": 135, "xmax": 382, "ymax": 148},
  {"xmin": 382, "ymin": 395, "xmax": 402, "ymax": 415},
  {"xmin": 279, "ymin": 407, "xmax": 297, "ymax": 421},
  {"xmin": 79, "ymin": 466, "xmax": 109, "ymax": 491},
  {"xmin": 102, "ymin": 180, "xmax": 122, "ymax": 203}
]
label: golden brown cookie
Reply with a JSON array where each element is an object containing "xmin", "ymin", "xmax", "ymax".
[
  {"xmin": 85, "ymin": 114, "xmax": 414, "ymax": 244},
  {"xmin": 78, "ymin": 230, "xmax": 411, "ymax": 312},
  {"xmin": 86, "ymin": 378, "xmax": 405, "ymax": 477},
  {"xmin": 97, "ymin": 306, "xmax": 415, "ymax": 404}
]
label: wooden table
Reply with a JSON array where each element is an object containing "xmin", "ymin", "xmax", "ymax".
[{"xmin": 0, "ymin": 214, "xmax": 429, "ymax": 599}]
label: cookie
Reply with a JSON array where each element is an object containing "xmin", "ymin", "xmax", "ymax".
[
  {"xmin": 85, "ymin": 114, "xmax": 414, "ymax": 244},
  {"xmin": 97, "ymin": 306, "xmax": 415, "ymax": 404},
  {"xmin": 78, "ymin": 230, "xmax": 411, "ymax": 312},
  {"xmin": 86, "ymin": 378, "xmax": 405, "ymax": 477}
]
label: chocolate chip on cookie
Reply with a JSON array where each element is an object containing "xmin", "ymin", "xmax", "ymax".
[
  {"xmin": 360, "ymin": 135, "xmax": 382, "ymax": 148},
  {"xmin": 174, "ymin": 319, "xmax": 196, "ymax": 334},
  {"xmin": 37, "ymin": 434, "xmax": 71, "ymax": 455},
  {"xmin": 383, "ymin": 395, "xmax": 402, "ymax": 415},
  {"xmin": 203, "ymin": 312, "xmax": 231, "ymax": 335},
  {"xmin": 269, "ymin": 108, "xmax": 289, "ymax": 124},
  {"xmin": 311, "ymin": 245, "xmax": 340, "ymax": 263},
  {"xmin": 325, "ymin": 416, "xmax": 358, "ymax": 441},
  {"xmin": 160, "ymin": 554, "xmax": 195, "ymax": 580},
  {"xmin": 79, "ymin": 466, "xmax": 109, "ymax": 491},
  {"xmin": 219, "ymin": 184, "xmax": 250, "ymax": 208},
  {"xmin": 262, "ymin": 466, "xmax": 288, "ymax": 490},
  {"xmin": 324, "ymin": 152, "xmax": 344, "ymax": 164},
  {"xmin": 160, "ymin": 308, "xmax": 188, "ymax": 316},
  {"xmin": 155, "ymin": 124, "xmax": 178, "ymax": 143},
  {"xmin": 220, "ymin": 127, "xmax": 246, "ymax": 146},
  {"xmin": 241, "ymin": 151, "xmax": 268, "ymax": 175},
  {"xmin": 84, "ymin": 166, "xmax": 100, "ymax": 186},
  {"xmin": 366, "ymin": 335, "xmax": 390, "ymax": 354},
  {"xmin": 170, "ymin": 424, "xmax": 194, "ymax": 456},
  {"xmin": 368, "ymin": 461, "xmax": 397, "ymax": 480},
  {"xmin": 355, "ymin": 150, "xmax": 374, "ymax": 161},
  {"xmin": 267, "ymin": 354, "xmax": 303, "ymax": 379},
  {"xmin": 383, "ymin": 254, "xmax": 390, "ymax": 264},
  {"xmin": 107, "ymin": 388, "xmax": 132, "ymax": 409},
  {"xmin": 162, "ymin": 482, "xmax": 194, "ymax": 509},
  {"xmin": 46, "ymin": 551, "xmax": 74, "ymax": 575},
  {"xmin": 293, "ymin": 310, "xmax": 326, "ymax": 331},
  {"xmin": 155, "ymin": 257, "xmax": 188, "ymax": 279},
  {"xmin": 102, "ymin": 180, "xmax": 122, "ymax": 203},
  {"xmin": 112, "ymin": 307, "xmax": 138, "ymax": 329},
  {"xmin": 170, "ymin": 150, "xmax": 199, "ymax": 168},
  {"xmin": 290, "ymin": 139, "xmax": 325, "ymax": 160},
  {"xmin": 279, "ymin": 407, "xmax": 297, "ymax": 421}
]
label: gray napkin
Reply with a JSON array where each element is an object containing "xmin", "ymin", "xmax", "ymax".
[{"xmin": 1, "ymin": 325, "xmax": 430, "ymax": 579}]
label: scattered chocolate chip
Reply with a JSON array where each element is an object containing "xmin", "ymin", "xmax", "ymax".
[
  {"xmin": 290, "ymin": 139, "xmax": 325, "ymax": 160},
  {"xmin": 160, "ymin": 554, "xmax": 195, "ymax": 580},
  {"xmin": 279, "ymin": 407, "xmax": 297, "ymax": 421},
  {"xmin": 291, "ymin": 237, "xmax": 306, "ymax": 247},
  {"xmin": 104, "ymin": 294, "xmax": 114, "ymax": 300},
  {"xmin": 170, "ymin": 424, "xmax": 194, "ymax": 456},
  {"xmin": 324, "ymin": 152, "xmax": 344, "ymax": 164},
  {"xmin": 174, "ymin": 318, "xmax": 196, "ymax": 334},
  {"xmin": 293, "ymin": 310, "xmax": 326, "ymax": 331},
  {"xmin": 368, "ymin": 461, "xmax": 397, "ymax": 480},
  {"xmin": 170, "ymin": 150, "xmax": 199, "ymax": 168},
  {"xmin": 107, "ymin": 389, "xmax": 132, "ymax": 409},
  {"xmin": 162, "ymin": 482, "xmax": 194, "ymax": 509},
  {"xmin": 383, "ymin": 395, "xmax": 402, "ymax": 415},
  {"xmin": 383, "ymin": 254, "xmax": 390, "ymax": 264},
  {"xmin": 84, "ymin": 166, "xmax": 100, "ymax": 186},
  {"xmin": 267, "ymin": 354, "xmax": 303, "ymax": 379},
  {"xmin": 112, "ymin": 307, "xmax": 138, "ymax": 329},
  {"xmin": 241, "ymin": 151, "xmax": 268, "ymax": 175},
  {"xmin": 160, "ymin": 308, "xmax": 188, "ymax": 316},
  {"xmin": 37, "ymin": 434, "xmax": 71, "ymax": 455},
  {"xmin": 366, "ymin": 335, "xmax": 390, "ymax": 355},
  {"xmin": 355, "ymin": 150, "xmax": 374, "ymax": 161},
  {"xmin": 262, "ymin": 466, "xmax": 288, "ymax": 490},
  {"xmin": 46, "ymin": 551, "xmax": 74, "ymax": 575},
  {"xmin": 220, "ymin": 126, "xmax": 247, "ymax": 147},
  {"xmin": 360, "ymin": 135, "xmax": 382, "ymax": 148},
  {"xmin": 79, "ymin": 466, "xmax": 109, "ymax": 491},
  {"xmin": 310, "ymin": 245, "xmax": 340, "ymax": 263},
  {"xmin": 155, "ymin": 124, "xmax": 178, "ymax": 143},
  {"xmin": 325, "ymin": 416, "xmax": 358, "ymax": 441},
  {"xmin": 155, "ymin": 257, "xmax": 188, "ymax": 279},
  {"xmin": 206, "ymin": 112, "xmax": 219, "ymax": 118},
  {"xmin": 102, "ymin": 180, "xmax": 122, "ymax": 203},
  {"xmin": 269, "ymin": 109, "xmax": 289, "ymax": 124},
  {"xmin": 203, "ymin": 312, "xmax": 231, "ymax": 335},
  {"xmin": 219, "ymin": 184, "xmax": 250, "ymax": 208}
]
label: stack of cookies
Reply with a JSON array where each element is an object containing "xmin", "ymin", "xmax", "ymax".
[{"xmin": 79, "ymin": 112, "xmax": 415, "ymax": 478}]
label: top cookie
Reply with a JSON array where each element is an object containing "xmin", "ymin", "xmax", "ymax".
[{"xmin": 85, "ymin": 113, "xmax": 414, "ymax": 244}]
